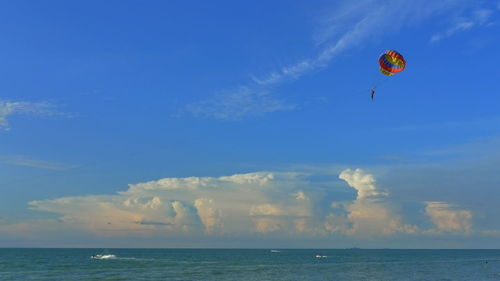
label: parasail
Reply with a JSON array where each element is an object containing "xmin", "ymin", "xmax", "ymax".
[{"xmin": 378, "ymin": 50, "xmax": 406, "ymax": 76}]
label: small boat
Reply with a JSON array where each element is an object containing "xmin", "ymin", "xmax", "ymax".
[{"xmin": 315, "ymin": 254, "xmax": 327, "ymax": 258}]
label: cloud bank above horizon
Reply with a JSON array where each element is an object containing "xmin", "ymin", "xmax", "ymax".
[{"xmin": 1, "ymin": 168, "xmax": 488, "ymax": 245}]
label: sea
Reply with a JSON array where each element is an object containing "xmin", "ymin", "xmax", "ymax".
[{"xmin": 0, "ymin": 249, "xmax": 499, "ymax": 280}]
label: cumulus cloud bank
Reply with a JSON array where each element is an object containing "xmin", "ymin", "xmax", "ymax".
[
  {"xmin": 425, "ymin": 201, "xmax": 472, "ymax": 233},
  {"xmin": 324, "ymin": 169, "xmax": 418, "ymax": 237},
  {"xmin": 28, "ymin": 172, "xmax": 311, "ymax": 236},
  {"xmin": 1, "ymin": 169, "xmax": 482, "ymax": 241}
]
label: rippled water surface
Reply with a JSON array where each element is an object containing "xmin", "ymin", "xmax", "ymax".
[{"xmin": 0, "ymin": 249, "xmax": 499, "ymax": 280}]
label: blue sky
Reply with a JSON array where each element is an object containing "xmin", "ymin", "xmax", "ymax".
[{"xmin": 1, "ymin": 0, "xmax": 500, "ymax": 248}]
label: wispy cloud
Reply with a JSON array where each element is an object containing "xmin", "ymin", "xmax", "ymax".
[
  {"xmin": 0, "ymin": 100, "xmax": 63, "ymax": 130},
  {"xmin": 186, "ymin": 87, "xmax": 295, "ymax": 120},
  {"xmin": 188, "ymin": 0, "xmax": 474, "ymax": 120},
  {"xmin": 0, "ymin": 155, "xmax": 74, "ymax": 171},
  {"xmin": 430, "ymin": 8, "xmax": 495, "ymax": 43},
  {"xmin": 254, "ymin": 0, "xmax": 472, "ymax": 86}
]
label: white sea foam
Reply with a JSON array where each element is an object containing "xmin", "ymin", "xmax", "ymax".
[
  {"xmin": 90, "ymin": 254, "xmax": 117, "ymax": 260},
  {"xmin": 315, "ymin": 254, "xmax": 328, "ymax": 258}
]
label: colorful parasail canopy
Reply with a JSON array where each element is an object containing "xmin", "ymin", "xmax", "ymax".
[{"xmin": 379, "ymin": 50, "xmax": 406, "ymax": 76}]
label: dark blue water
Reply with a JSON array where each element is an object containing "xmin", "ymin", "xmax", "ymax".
[{"xmin": 0, "ymin": 249, "xmax": 499, "ymax": 280}]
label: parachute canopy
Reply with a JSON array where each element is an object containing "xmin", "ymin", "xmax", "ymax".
[{"xmin": 379, "ymin": 50, "xmax": 406, "ymax": 76}]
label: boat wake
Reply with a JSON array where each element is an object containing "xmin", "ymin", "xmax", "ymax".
[{"xmin": 90, "ymin": 254, "xmax": 117, "ymax": 260}]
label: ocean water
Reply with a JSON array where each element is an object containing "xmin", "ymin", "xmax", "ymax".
[{"xmin": 0, "ymin": 249, "xmax": 499, "ymax": 280}]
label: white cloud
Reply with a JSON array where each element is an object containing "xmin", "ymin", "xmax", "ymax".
[
  {"xmin": 326, "ymin": 169, "xmax": 418, "ymax": 237},
  {"xmin": 425, "ymin": 201, "xmax": 472, "ymax": 233},
  {"xmin": 0, "ymin": 155, "xmax": 74, "ymax": 170},
  {"xmin": 250, "ymin": 204, "xmax": 284, "ymax": 216},
  {"xmin": 430, "ymin": 8, "xmax": 495, "ymax": 43},
  {"xmin": 338, "ymin": 168, "xmax": 384, "ymax": 199},
  {"xmin": 194, "ymin": 198, "xmax": 222, "ymax": 235},
  {"xmin": 185, "ymin": 87, "xmax": 295, "ymax": 120},
  {"xmin": 187, "ymin": 0, "xmax": 475, "ymax": 120},
  {"xmin": 219, "ymin": 172, "xmax": 275, "ymax": 185},
  {"xmin": 0, "ymin": 101, "xmax": 62, "ymax": 130},
  {"xmin": 324, "ymin": 213, "xmax": 351, "ymax": 234},
  {"xmin": 294, "ymin": 191, "xmax": 309, "ymax": 201},
  {"xmin": 474, "ymin": 9, "xmax": 494, "ymax": 24},
  {"xmin": 2, "ymin": 169, "xmax": 487, "ymax": 242},
  {"xmin": 430, "ymin": 22, "xmax": 474, "ymax": 43},
  {"xmin": 26, "ymin": 172, "xmax": 314, "ymax": 237},
  {"xmin": 253, "ymin": 0, "xmax": 467, "ymax": 87}
]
